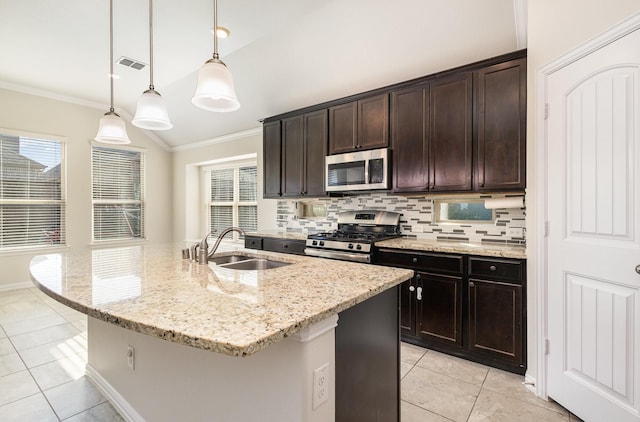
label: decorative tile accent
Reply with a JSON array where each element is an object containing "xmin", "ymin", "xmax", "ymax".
[{"xmin": 276, "ymin": 193, "xmax": 526, "ymax": 245}]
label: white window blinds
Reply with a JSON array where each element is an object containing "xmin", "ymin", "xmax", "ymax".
[
  {"xmin": 0, "ymin": 133, "xmax": 65, "ymax": 249},
  {"xmin": 92, "ymin": 146, "xmax": 145, "ymax": 241},
  {"xmin": 207, "ymin": 163, "xmax": 257, "ymax": 239}
]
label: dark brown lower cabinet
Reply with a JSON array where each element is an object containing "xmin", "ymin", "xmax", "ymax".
[{"xmin": 376, "ymin": 248, "xmax": 526, "ymax": 374}]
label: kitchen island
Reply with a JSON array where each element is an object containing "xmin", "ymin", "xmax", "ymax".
[{"xmin": 29, "ymin": 244, "xmax": 413, "ymax": 421}]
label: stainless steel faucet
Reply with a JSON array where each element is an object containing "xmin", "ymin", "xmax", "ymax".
[{"xmin": 196, "ymin": 227, "xmax": 245, "ymax": 264}]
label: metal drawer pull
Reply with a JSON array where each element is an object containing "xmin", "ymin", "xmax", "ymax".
[
  {"xmin": 469, "ymin": 281, "xmax": 475, "ymax": 288},
  {"xmin": 416, "ymin": 287, "xmax": 423, "ymax": 301},
  {"xmin": 409, "ymin": 286, "xmax": 415, "ymax": 292},
  {"xmin": 636, "ymin": 265, "xmax": 640, "ymax": 275},
  {"xmin": 412, "ymin": 257, "xmax": 418, "ymax": 263},
  {"xmin": 489, "ymin": 265, "xmax": 497, "ymax": 271}
]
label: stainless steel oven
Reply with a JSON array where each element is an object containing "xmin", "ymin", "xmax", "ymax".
[{"xmin": 325, "ymin": 148, "xmax": 389, "ymax": 192}]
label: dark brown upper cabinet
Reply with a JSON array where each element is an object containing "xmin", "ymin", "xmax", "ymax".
[
  {"xmin": 278, "ymin": 109, "xmax": 328, "ymax": 198},
  {"xmin": 391, "ymin": 72, "xmax": 473, "ymax": 193},
  {"xmin": 329, "ymin": 93, "xmax": 389, "ymax": 155},
  {"xmin": 263, "ymin": 120, "xmax": 282, "ymax": 198},
  {"xmin": 475, "ymin": 58, "xmax": 526, "ymax": 191}
]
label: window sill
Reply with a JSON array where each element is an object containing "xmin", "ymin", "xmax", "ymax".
[{"xmin": 0, "ymin": 245, "xmax": 71, "ymax": 257}]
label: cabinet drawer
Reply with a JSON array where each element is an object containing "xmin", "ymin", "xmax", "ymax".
[
  {"xmin": 376, "ymin": 249, "xmax": 464, "ymax": 275},
  {"xmin": 263, "ymin": 238, "xmax": 306, "ymax": 255},
  {"xmin": 244, "ymin": 236, "xmax": 263, "ymax": 250},
  {"xmin": 468, "ymin": 257, "xmax": 524, "ymax": 282}
]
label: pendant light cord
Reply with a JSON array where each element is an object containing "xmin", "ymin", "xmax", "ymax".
[
  {"xmin": 109, "ymin": 0, "xmax": 115, "ymax": 113},
  {"xmin": 149, "ymin": 0, "xmax": 154, "ymax": 90},
  {"xmin": 213, "ymin": 0, "xmax": 219, "ymax": 60}
]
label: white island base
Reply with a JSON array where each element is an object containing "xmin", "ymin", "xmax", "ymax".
[{"xmin": 86, "ymin": 315, "xmax": 339, "ymax": 422}]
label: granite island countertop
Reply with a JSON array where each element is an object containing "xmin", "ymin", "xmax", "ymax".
[
  {"xmin": 29, "ymin": 243, "xmax": 413, "ymax": 357},
  {"xmin": 375, "ymin": 238, "xmax": 527, "ymax": 259}
]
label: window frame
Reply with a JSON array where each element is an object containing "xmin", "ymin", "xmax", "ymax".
[
  {"xmin": 202, "ymin": 158, "xmax": 258, "ymax": 242},
  {"xmin": 91, "ymin": 143, "xmax": 146, "ymax": 244},
  {"xmin": 0, "ymin": 128, "xmax": 67, "ymax": 252},
  {"xmin": 434, "ymin": 198, "xmax": 495, "ymax": 225}
]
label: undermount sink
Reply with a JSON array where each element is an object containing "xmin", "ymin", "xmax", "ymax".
[{"xmin": 209, "ymin": 255, "xmax": 291, "ymax": 271}]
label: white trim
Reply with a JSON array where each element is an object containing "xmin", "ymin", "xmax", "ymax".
[
  {"xmin": 0, "ymin": 281, "xmax": 34, "ymax": 292},
  {"xmin": 534, "ymin": 9, "xmax": 640, "ymax": 401},
  {"xmin": 290, "ymin": 314, "xmax": 339, "ymax": 343},
  {"xmin": 513, "ymin": 0, "xmax": 528, "ymax": 49},
  {"xmin": 85, "ymin": 364, "xmax": 145, "ymax": 422},
  {"xmin": 171, "ymin": 127, "xmax": 262, "ymax": 152}
]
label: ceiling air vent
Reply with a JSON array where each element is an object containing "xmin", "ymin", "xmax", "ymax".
[{"xmin": 116, "ymin": 56, "xmax": 146, "ymax": 70}]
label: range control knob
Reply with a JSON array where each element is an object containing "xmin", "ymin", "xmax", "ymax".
[
  {"xmin": 356, "ymin": 244, "xmax": 362, "ymax": 250},
  {"xmin": 312, "ymin": 240, "xmax": 318, "ymax": 246},
  {"xmin": 348, "ymin": 243, "xmax": 354, "ymax": 249},
  {"xmin": 319, "ymin": 241, "xmax": 325, "ymax": 246}
]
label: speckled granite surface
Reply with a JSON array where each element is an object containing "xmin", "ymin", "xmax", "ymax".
[
  {"xmin": 29, "ymin": 244, "xmax": 413, "ymax": 357},
  {"xmin": 375, "ymin": 238, "xmax": 527, "ymax": 259}
]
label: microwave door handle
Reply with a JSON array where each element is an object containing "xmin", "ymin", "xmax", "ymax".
[{"xmin": 365, "ymin": 159, "xmax": 370, "ymax": 184}]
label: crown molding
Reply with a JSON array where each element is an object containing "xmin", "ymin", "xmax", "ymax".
[{"xmin": 171, "ymin": 127, "xmax": 262, "ymax": 152}]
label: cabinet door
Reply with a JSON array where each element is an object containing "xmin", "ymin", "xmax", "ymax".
[
  {"xmin": 328, "ymin": 102, "xmax": 357, "ymax": 154},
  {"xmin": 358, "ymin": 93, "xmax": 389, "ymax": 150},
  {"xmin": 429, "ymin": 72, "xmax": 473, "ymax": 192},
  {"xmin": 416, "ymin": 272, "xmax": 463, "ymax": 348},
  {"xmin": 281, "ymin": 116, "xmax": 304, "ymax": 197},
  {"xmin": 468, "ymin": 278, "xmax": 523, "ymax": 365},
  {"xmin": 391, "ymin": 85, "xmax": 429, "ymax": 192},
  {"xmin": 263, "ymin": 121, "xmax": 282, "ymax": 198},
  {"xmin": 400, "ymin": 278, "xmax": 416, "ymax": 336},
  {"xmin": 303, "ymin": 109, "xmax": 328, "ymax": 196},
  {"xmin": 475, "ymin": 58, "xmax": 526, "ymax": 191}
]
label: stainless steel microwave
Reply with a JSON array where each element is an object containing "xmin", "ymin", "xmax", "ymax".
[{"xmin": 325, "ymin": 148, "xmax": 389, "ymax": 192}]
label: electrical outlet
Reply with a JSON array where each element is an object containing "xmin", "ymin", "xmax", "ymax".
[
  {"xmin": 312, "ymin": 363, "xmax": 329, "ymax": 409},
  {"xmin": 127, "ymin": 345, "xmax": 135, "ymax": 370},
  {"xmin": 507, "ymin": 227, "xmax": 524, "ymax": 237}
]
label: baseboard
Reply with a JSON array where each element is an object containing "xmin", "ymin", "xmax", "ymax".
[
  {"xmin": 0, "ymin": 281, "xmax": 33, "ymax": 292},
  {"xmin": 524, "ymin": 373, "xmax": 536, "ymax": 394},
  {"xmin": 85, "ymin": 365, "xmax": 145, "ymax": 422}
]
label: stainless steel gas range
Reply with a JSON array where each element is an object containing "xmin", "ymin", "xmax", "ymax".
[{"xmin": 304, "ymin": 210, "xmax": 401, "ymax": 263}]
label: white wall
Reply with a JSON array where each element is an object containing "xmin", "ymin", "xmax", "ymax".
[
  {"xmin": 0, "ymin": 88, "xmax": 173, "ymax": 288},
  {"xmin": 171, "ymin": 131, "xmax": 278, "ymax": 243},
  {"xmin": 526, "ymin": 0, "xmax": 640, "ymax": 383}
]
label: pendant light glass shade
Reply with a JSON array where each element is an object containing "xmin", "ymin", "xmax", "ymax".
[
  {"xmin": 132, "ymin": 0, "xmax": 172, "ymax": 130},
  {"xmin": 96, "ymin": 111, "xmax": 131, "ymax": 144},
  {"xmin": 95, "ymin": 0, "xmax": 130, "ymax": 144},
  {"xmin": 191, "ymin": 58, "xmax": 240, "ymax": 112},
  {"xmin": 132, "ymin": 89, "xmax": 173, "ymax": 130},
  {"xmin": 192, "ymin": 0, "xmax": 240, "ymax": 112}
]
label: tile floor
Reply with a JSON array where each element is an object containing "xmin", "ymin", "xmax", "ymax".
[{"xmin": 0, "ymin": 287, "xmax": 582, "ymax": 421}]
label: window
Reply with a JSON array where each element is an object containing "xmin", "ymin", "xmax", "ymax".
[
  {"xmin": 205, "ymin": 162, "xmax": 257, "ymax": 240},
  {"xmin": 0, "ymin": 132, "xmax": 65, "ymax": 250},
  {"xmin": 92, "ymin": 146, "xmax": 145, "ymax": 241},
  {"xmin": 435, "ymin": 199, "xmax": 494, "ymax": 223}
]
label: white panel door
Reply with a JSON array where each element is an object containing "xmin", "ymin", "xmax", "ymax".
[{"xmin": 546, "ymin": 28, "xmax": 640, "ymax": 422}]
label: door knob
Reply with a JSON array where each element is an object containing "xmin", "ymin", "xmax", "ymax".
[
  {"xmin": 409, "ymin": 286, "xmax": 415, "ymax": 292},
  {"xmin": 636, "ymin": 265, "xmax": 640, "ymax": 275}
]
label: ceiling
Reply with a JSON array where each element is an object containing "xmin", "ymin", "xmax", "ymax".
[{"xmin": 0, "ymin": 0, "xmax": 525, "ymax": 150}]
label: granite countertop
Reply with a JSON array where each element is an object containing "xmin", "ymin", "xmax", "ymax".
[
  {"xmin": 29, "ymin": 244, "xmax": 413, "ymax": 357},
  {"xmin": 375, "ymin": 238, "xmax": 527, "ymax": 259}
]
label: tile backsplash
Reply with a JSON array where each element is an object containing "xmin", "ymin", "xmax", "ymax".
[{"xmin": 276, "ymin": 192, "xmax": 526, "ymax": 245}]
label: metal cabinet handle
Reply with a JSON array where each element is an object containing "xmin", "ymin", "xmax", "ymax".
[
  {"xmin": 412, "ymin": 257, "xmax": 418, "ymax": 263},
  {"xmin": 409, "ymin": 286, "xmax": 415, "ymax": 292},
  {"xmin": 469, "ymin": 281, "xmax": 475, "ymax": 288},
  {"xmin": 416, "ymin": 286, "xmax": 423, "ymax": 301},
  {"xmin": 489, "ymin": 265, "xmax": 497, "ymax": 272},
  {"xmin": 636, "ymin": 265, "xmax": 640, "ymax": 275}
]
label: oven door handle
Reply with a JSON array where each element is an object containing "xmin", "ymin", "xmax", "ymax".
[{"xmin": 304, "ymin": 248, "xmax": 371, "ymax": 263}]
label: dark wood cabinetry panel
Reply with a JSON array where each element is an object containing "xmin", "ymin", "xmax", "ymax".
[
  {"xmin": 244, "ymin": 236, "xmax": 263, "ymax": 250},
  {"xmin": 263, "ymin": 121, "xmax": 282, "ymax": 198},
  {"xmin": 400, "ymin": 279, "xmax": 416, "ymax": 336},
  {"xmin": 303, "ymin": 110, "xmax": 328, "ymax": 196},
  {"xmin": 329, "ymin": 102, "xmax": 358, "ymax": 154},
  {"xmin": 281, "ymin": 116, "xmax": 304, "ymax": 197},
  {"xmin": 391, "ymin": 85, "xmax": 429, "ymax": 192},
  {"xmin": 429, "ymin": 72, "xmax": 473, "ymax": 192},
  {"xmin": 262, "ymin": 238, "xmax": 306, "ymax": 255},
  {"xmin": 358, "ymin": 94, "xmax": 389, "ymax": 150},
  {"xmin": 468, "ymin": 279, "xmax": 523, "ymax": 363},
  {"xmin": 416, "ymin": 272, "xmax": 463, "ymax": 348},
  {"xmin": 476, "ymin": 58, "xmax": 526, "ymax": 190}
]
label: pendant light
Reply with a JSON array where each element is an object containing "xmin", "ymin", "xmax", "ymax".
[
  {"xmin": 191, "ymin": 0, "xmax": 240, "ymax": 112},
  {"xmin": 95, "ymin": 0, "xmax": 130, "ymax": 144},
  {"xmin": 132, "ymin": 0, "xmax": 173, "ymax": 130}
]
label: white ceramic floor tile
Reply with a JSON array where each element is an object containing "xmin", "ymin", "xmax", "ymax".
[
  {"xmin": 2, "ymin": 312, "xmax": 67, "ymax": 337},
  {"xmin": 0, "ymin": 338, "xmax": 15, "ymax": 356},
  {"xmin": 10, "ymin": 323, "xmax": 81, "ymax": 351},
  {"xmin": 416, "ymin": 350, "xmax": 489, "ymax": 386},
  {"xmin": 71, "ymin": 318, "xmax": 88, "ymax": 333},
  {"xmin": 44, "ymin": 377, "xmax": 106, "ymax": 420},
  {"xmin": 58, "ymin": 308, "xmax": 86, "ymax": 323},
  {"xmin": 0, "ymin": 327, "xmax": 6, "ymax": 339},
  {"xmin": 400, "ymin": 361, "xmax": 413, "ymax": 380},
  {"xmin": 0, "ymin": 370, "xmax": 41, "ymax": 407},
  {"xmin": 30, "ymin": 353, "xmax": 86, "ymax": 391},
  {"xmin": 0, "ymin": 297, "xmax": 57, "ymax": 324},
  {"xmin": 401, "ymin": 342, "xmax": 428, "ymax": 365},
  {"xmin": 0, "ymin": 393, "xmax": 58, "ymax": 422},
  {"xmin": 63, "ymin": 402, "xmax": 125, "ymax": 422},
  {"xmin": 18, "ymin": 335, "xmax": 87, "ymax": 368},
  {"xmin": 468, "ymin": 389, "xmax": 569, "ymax": 422},
  {"xmin": 402, "ymin": 365, "xmax": 480, "ymax": 422},
  {"xmin": 401, "ymin": 400, "xmax": 452, "ymax": 422},
  {"xmin": 0, "ymin": 352, "xmax": 26, "ymax": 377}
]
